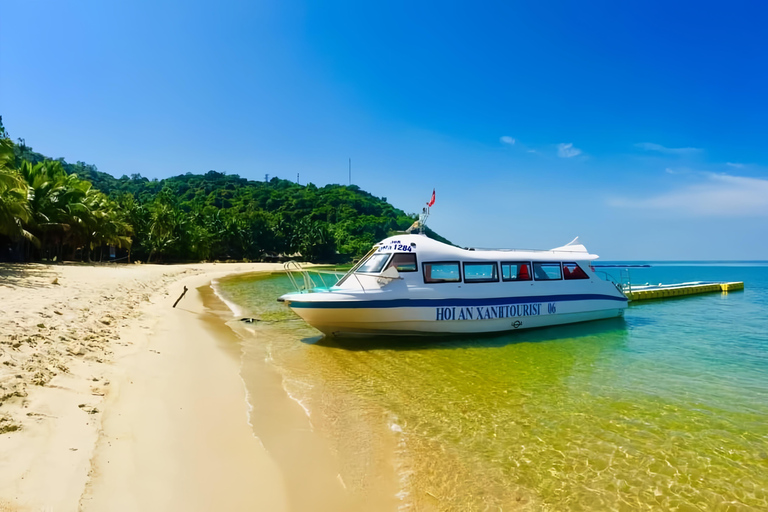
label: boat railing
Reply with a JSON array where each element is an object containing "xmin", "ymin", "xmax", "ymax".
[
  {"xmin": 594, "ymin": 269, "xmax": 629, "ymax": 296},
  {"xmin": 283, "ymin": 261, "xmax": 346, "ymax": 293}
]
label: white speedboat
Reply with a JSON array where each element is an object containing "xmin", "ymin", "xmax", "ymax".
[{"xmin": 279, "ymin": 234, "xmax": 627, "ymax": 337}]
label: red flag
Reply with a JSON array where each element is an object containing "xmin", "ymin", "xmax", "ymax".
[{"xmin": 426, "ymin": 189, "xmax": 435, "ymax": 207}]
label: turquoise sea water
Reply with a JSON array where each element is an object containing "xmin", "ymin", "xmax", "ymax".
[{"xmin": 215, "ymin": 263, "xmax": 768, "ymax": 511}]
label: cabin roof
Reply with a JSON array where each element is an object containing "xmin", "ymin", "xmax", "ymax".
[{"xmin": 377, "ymin": 234, "xmax": 599, "ymax": 261}]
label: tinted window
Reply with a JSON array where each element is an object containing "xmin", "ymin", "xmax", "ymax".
[
  {"xmin": 563, "ymin": 262, "xmax": 589, "ymax": 280},
  {"xmin": 423, "ymin": 262, "xmax": 461, "ymax": 283},
  {"xmin": 533, "ymin": 262, "xmax": 562, "ymax": 280},
  {"xmin": 501, "ymin": 262, "xmax": 532, "ymax": 281},
  {"xmin": 387, "ymin": 253, "xmax": 418, "ymax": 272},
  {"xmin": 463, "ymin": 262, "xmax": 499, "ymax": 283},
  {"xmin": 357, "ymin": 253, "xmax": 390, "ymax": 273}
]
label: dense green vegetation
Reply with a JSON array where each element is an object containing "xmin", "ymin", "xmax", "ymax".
[{"xmin": 0, "ymin": 119, "xmax": 449, "ymax": 263}]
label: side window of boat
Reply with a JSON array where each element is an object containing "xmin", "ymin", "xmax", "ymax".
[
  {"xmin": 423, "ymin": 262, "xmax": 462, "ymax": 283},
  {"xmin": 501, "ymin": 262, "xmax": 532, "ymax": 281},
  {"xmin": 463, "ymin": 262, "xmax": 499, "ymax": 283},
  {"xmin": 387, "ymin": 253, "xmax": 418, "ymax": 272},
  {"xmin": 533, "ymin": 262, "xmax": 562, "ymax": 280},
  {"xmin": 563, "ymin": 262, "xmax": 589, "ymax": 280}
]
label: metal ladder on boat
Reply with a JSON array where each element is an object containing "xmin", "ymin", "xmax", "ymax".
[
  {"xmin": 284, "ymin": 261, "xmax": 344, "ymax": 293},
  {"xmin": 284, "ymin": 261, "xmax": 317, "ymax": 292}
]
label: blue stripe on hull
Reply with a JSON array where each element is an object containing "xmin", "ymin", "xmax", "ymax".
[{"xmin": 289, "ymin": 293, "xmax": 627, "ymax": 309}]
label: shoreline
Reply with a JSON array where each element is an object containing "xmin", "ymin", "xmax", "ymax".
[
  {"xmin": 210, "ymin": 273, "xmax": 398, "ymax": 512},
  {"xmin": 215, "ymin": 272, "xmax": 401, "ymax": 512},
  {"xmin": 0, "ymin": 262, "xmax": 307, "ymax": 511},
  {"xmin": 82, "ymin": 269, "xmax": 290, "ymax": 511}
]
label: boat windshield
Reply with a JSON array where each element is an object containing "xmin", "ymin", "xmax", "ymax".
[{"xmin": 356, "ymin": 253, "xmax": 390, "ymax": 274}]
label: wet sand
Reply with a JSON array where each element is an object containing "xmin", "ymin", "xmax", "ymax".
[
  {"xmin": 225, "ymin": 316, "xmax": 399, "ymax": 512},
  {"xmin": 0, "ymin": 262, "xmax": 355, "ymax": 511}
]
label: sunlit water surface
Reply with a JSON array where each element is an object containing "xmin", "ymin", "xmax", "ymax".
[{"xmin": 215, "ymin": 263, "xmax": 768, "ymax": 511}]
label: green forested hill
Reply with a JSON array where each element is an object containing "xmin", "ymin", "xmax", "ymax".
[
  {"xmin": 2, "ymin": 129, "xmax": 449, "ymax": 263},
  {"xmin": 105, "ymin": 170, "xmax": 451, "ymax": 262}
]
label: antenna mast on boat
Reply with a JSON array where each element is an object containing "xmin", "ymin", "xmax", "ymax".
[
  {"xmin": 420, "ymin": 189, "xmax": 435, "ymax": 235},
  {"xmin": 419, "ymin": 207, "xmax": 429, "ymax": 235}
]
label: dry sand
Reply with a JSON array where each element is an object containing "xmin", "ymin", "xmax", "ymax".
[{"xmin": 0, "ymin": 262, "xmax": 294, "ymax": 511}]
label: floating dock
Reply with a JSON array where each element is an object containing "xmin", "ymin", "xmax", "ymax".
[{"xmin": 624, "ymin": 281, "xmax": 744, "ymax": 301}]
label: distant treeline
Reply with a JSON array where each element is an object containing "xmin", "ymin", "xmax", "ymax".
[{"xmin": 0, "ymin": 119, "xmax": 449, "ymax": 263}]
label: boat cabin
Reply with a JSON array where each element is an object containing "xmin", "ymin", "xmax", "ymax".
[{"xmin": 335, "ymin": 234, "xmax": 597, "ymax": 290}]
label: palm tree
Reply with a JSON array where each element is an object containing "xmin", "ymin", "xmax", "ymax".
[
  {"xmin": 16, "ymin": 158, "xmax": 132, "ymax": 261},
  {"xmin": 116, "ymin": 193, "xmax": 149, "ymax": 262},
  {"xmin": 19, "ymin": 159, "xmax": 85, "ymax": 258},
  {"xmin": 84, "ymin": 189, "xmax": 133, "ymax": 261},
  {"xmin": 0, "ymin": 139, "xmax": 36, "ymax": 248},
  {"xmin": 146, "ymin": 197, "xmax": 184, "ymax": 262}
]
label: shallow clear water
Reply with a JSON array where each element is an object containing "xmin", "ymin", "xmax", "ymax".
[{"xmin": 216, "ymin": 264, "xmax": 768, "ymax": 511}]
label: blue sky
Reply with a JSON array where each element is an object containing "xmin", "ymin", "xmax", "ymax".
[{"xmin": 2, "ymin": 1, "xmax": 767, "ymax": 259}]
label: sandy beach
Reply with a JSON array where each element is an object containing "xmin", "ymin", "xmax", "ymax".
[{"xmin": 0, "ymin": 262, "xmax": 294, "ymax": 511}]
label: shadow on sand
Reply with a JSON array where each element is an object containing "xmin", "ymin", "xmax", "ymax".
[
  {"xmin": 0, "ymin": 263, "xmax": 61, "ymax": 290},
  {"xmin": 302, "ymin": 316, "xmax": 628, "ymax": 352}
]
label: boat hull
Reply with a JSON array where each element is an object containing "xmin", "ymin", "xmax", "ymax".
[{"xmin": 285, "ymin": 295, "xmax": 627, "ymax": 337}]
